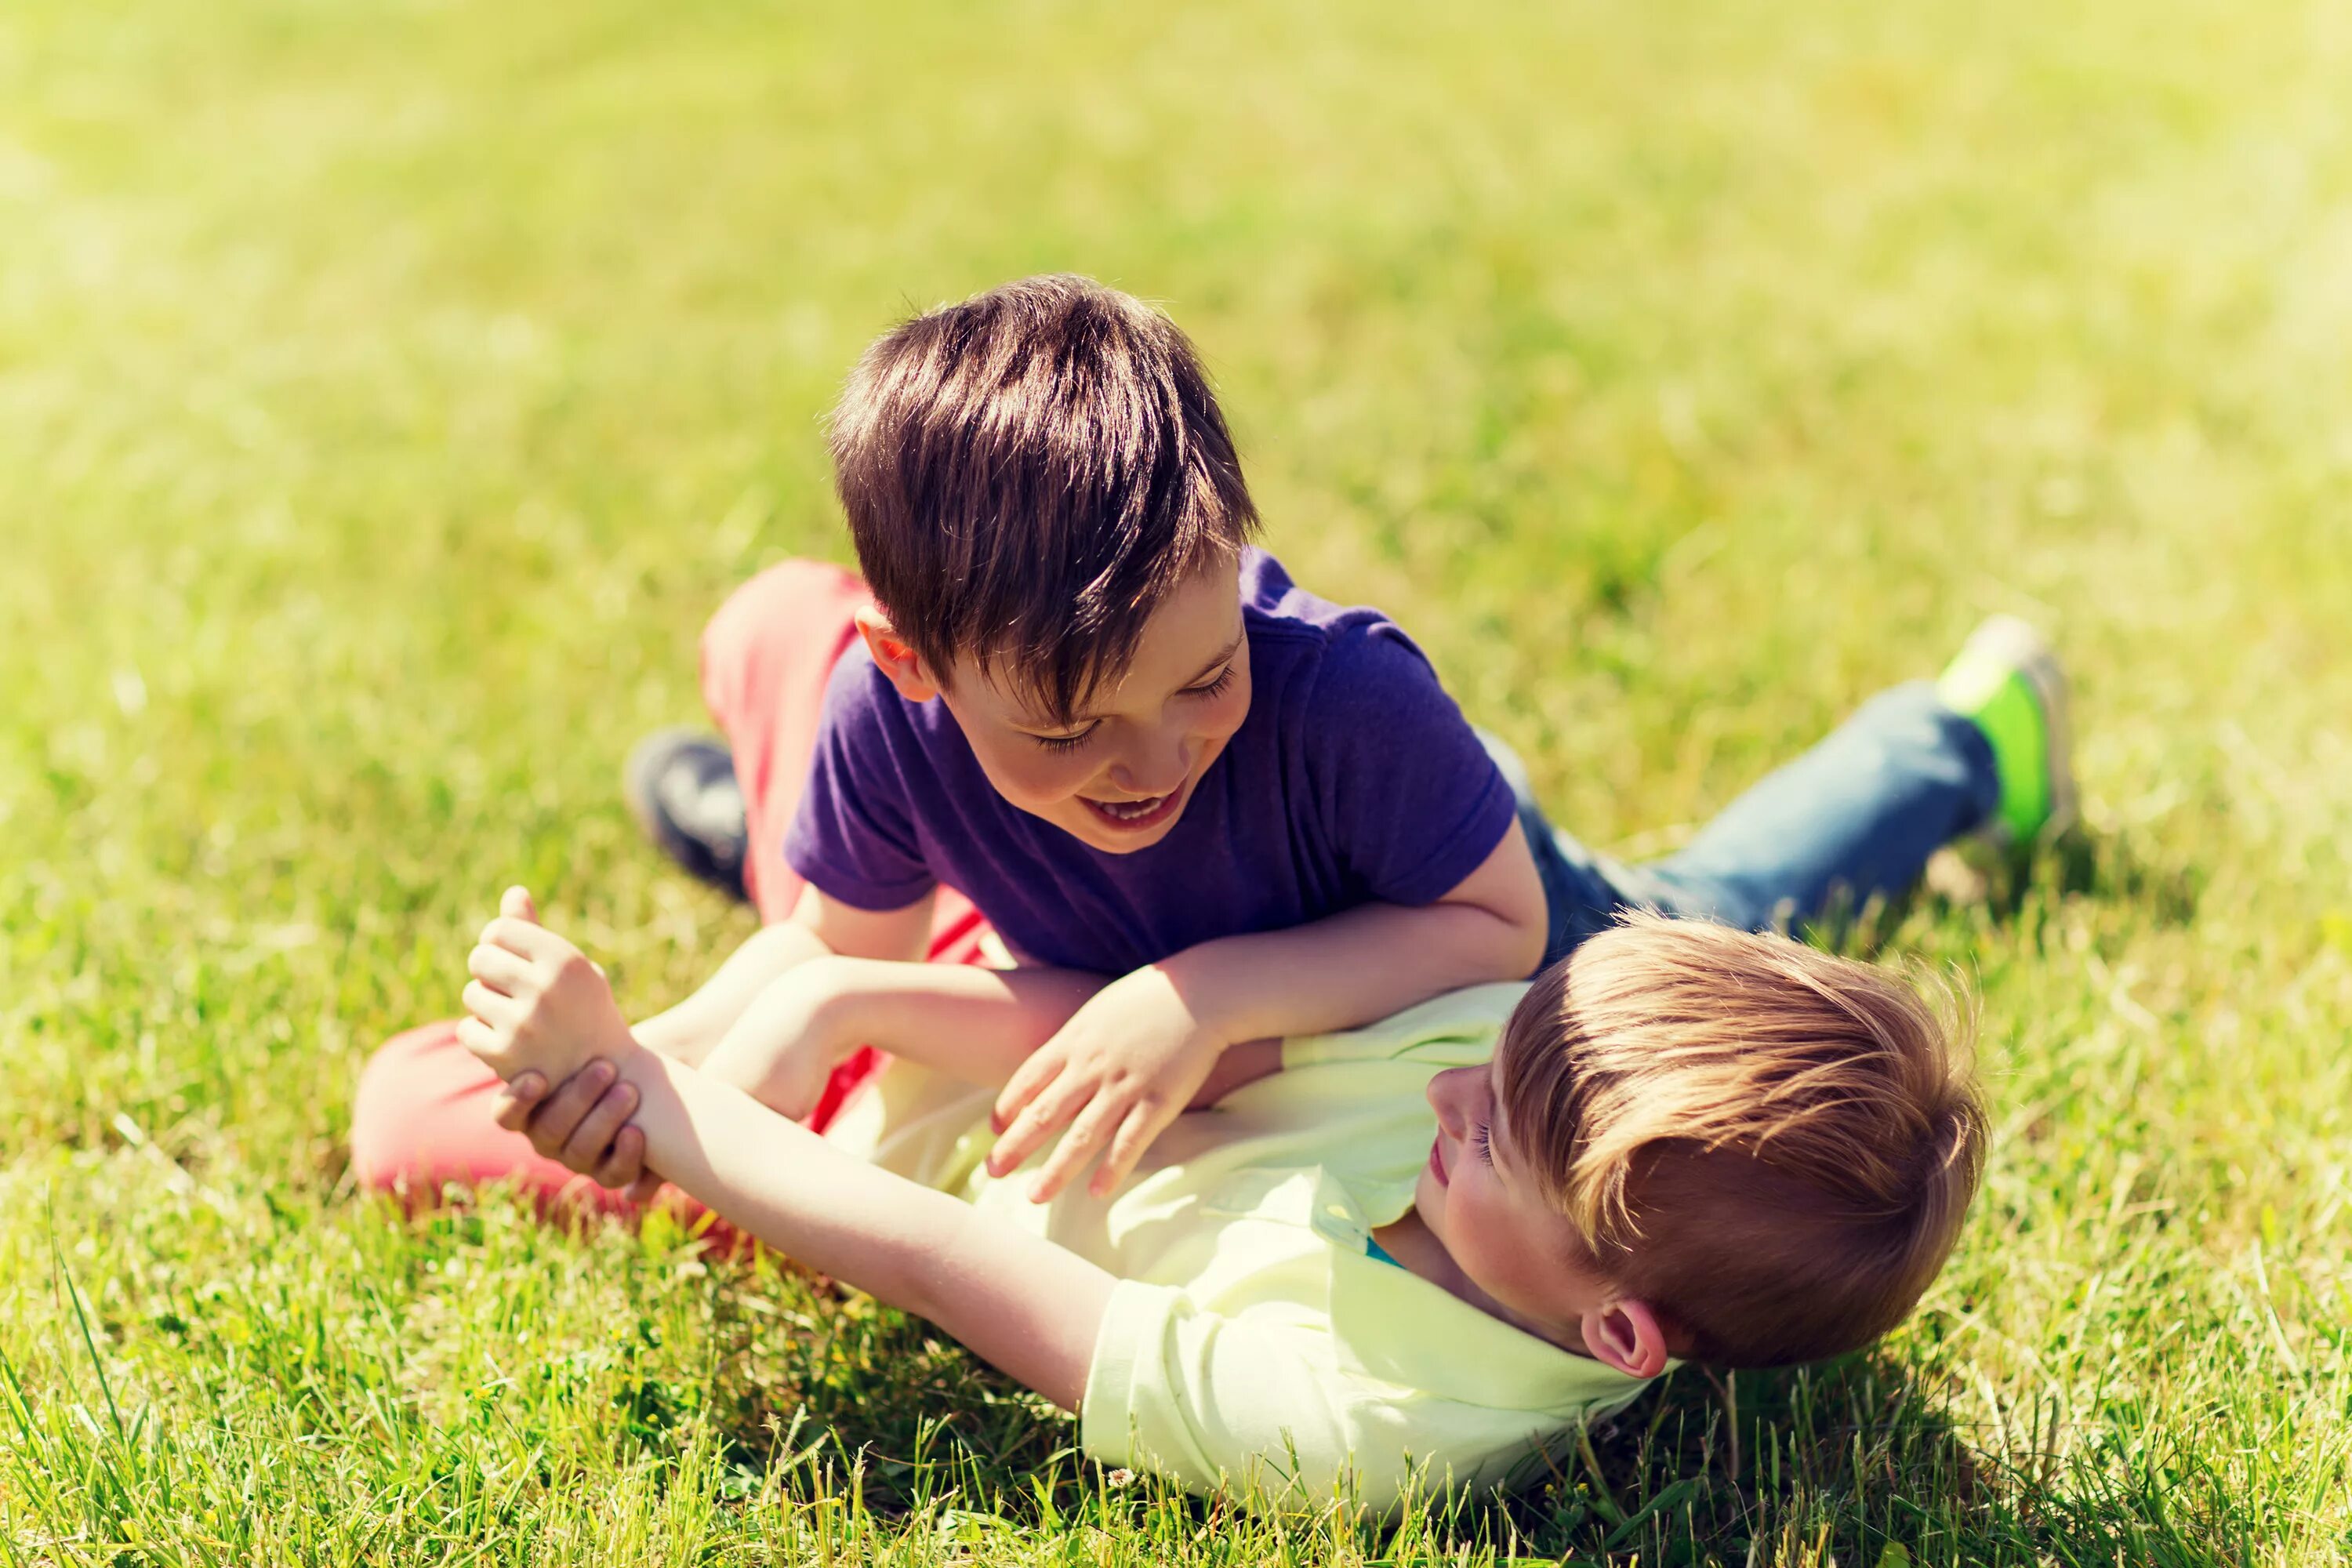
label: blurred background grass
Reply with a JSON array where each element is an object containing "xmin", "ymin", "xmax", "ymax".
[{"xmin": 3, "ymin": 0, "xmax": 2349, "ymax": 1562}]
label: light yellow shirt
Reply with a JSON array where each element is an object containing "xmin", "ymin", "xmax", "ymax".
[{"xmin": 823, "ymin": 982, "xmax": 1658, "ymax": 1511}]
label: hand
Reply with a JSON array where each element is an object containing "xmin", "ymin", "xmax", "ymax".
[
  {"xmin": 458, "ymin": 886, "xmax": 637, "ymax": 1086},
  {"xmin": 987, "ymin": 965, "xmax": 1226, "ymax": 1203},
  {"xmin": 700, "ymin": 956, "xmax": 870, "ymax": 1120},
  {"xmin": 491, "ymin": 1061, "xmax": 665, "ymax": 1203}
]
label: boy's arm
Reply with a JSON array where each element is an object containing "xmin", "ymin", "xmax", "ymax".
[
  {"xmin": 703, "ymin": 957, "xmax": 1284, "ymax": 1105},
  {"xmin": 695, "ymin": 957, "xmax": 1109, "ymax": 1116},
  {"xmin": 504, "ymin": 959, "xmax": 1283, "ymax": 1200},
  {"xmin": 628, "ymin": 884, "xmax": 936, "ymax": 1065},
  {"xmin": 1153, "ymin": 813, "xmax": 1547, "ymax": 1045},
  {"xmin": 459, "ymin": 901, "xmax": 1111, "ymax": 1406},
  {"xmin": 597, "ymin": 1044, "xmax": 1113, "ymax": 1410},
  {"xmin": 989, "ymin": 816, "xmax": 1546, "ymax": 1200}
]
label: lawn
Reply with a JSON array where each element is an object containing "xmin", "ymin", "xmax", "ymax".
[{"xmin": 3, "ymin": 0, "xmax": 2349, "ymax": 1561}]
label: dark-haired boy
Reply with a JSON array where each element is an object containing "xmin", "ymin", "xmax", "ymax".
[
  {"xmin": 617, "ymin": 274, "xmax": 1552, "ymax": 1203},
  {"xmin": 363, "ymin": 274, "xmax": 2068, "ymax": 1211}
]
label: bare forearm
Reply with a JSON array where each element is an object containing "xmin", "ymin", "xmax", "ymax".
[
  {"xmin": 1161, "ymin": 819, "xmax": 1547, "ymax": 1047},
  {"xmin": 632, "ymin": 920, "xmax": 834, "ymax": 1064},
  {"xmin": 636, "ymin": 884, "xmax": 936, "ymax": 1065},
  {"xmin": 826, "ymin": 962, "xmax": 1276, "ymax": 1105},
  {"xmin": 823, "ymin": 960, "xmax": 1108, "ymax": 1089},
  {"xmin": 611, "ymin": 1042, "xmax": 1112, "ymax": 1408},
  {"xmin": 1166, "ymin": 898, "xmax": 1539, "ymax": 1047}
]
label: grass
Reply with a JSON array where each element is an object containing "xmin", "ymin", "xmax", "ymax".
[{"xmin": 3, "ymin": 0, "xmax": 2350, "ymax": 1560}]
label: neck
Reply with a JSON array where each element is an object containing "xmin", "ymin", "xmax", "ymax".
[{"xmin": 1371, "ymin": 1213, "xmax": 1591, "ymax": 1357}]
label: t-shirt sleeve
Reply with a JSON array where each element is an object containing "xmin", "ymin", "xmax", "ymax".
[
  {"xmin": 781, "ymin": 658, "xmax": 939, "ymax": 911},
  {"xmin": 1302, "ymin": 622, "xmax": 1519, "ymax": 907},
  {"xmin": 1080, "ymin": 1279, "xmax": 1554, "ymax": 1513}
]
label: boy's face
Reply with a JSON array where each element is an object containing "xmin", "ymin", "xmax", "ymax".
[
  {"xmin": 933, "ymin": 557, "xmax": 1251, "ymax": 855},
  {"xmin": 1415, "ymin": 1060, "xmax": 1623, "ymax": 1338}
]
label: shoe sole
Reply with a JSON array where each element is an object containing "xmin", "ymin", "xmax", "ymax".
[
  {"xmin": 622, "ymin": 727, "xmax": 708, "ymax": 839},
  {"xmin": 623, "ymin": 728, "xmax": 751, "ymax": 898}
]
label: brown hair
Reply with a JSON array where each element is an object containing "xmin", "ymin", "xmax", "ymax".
[
  {"xmin": 1497, "ymin": 914, "xmax": 1985, "ymax": 1367},
  {"xmin": 827, "ymin": 275, "xmax": 1259, "ymax": 724}
]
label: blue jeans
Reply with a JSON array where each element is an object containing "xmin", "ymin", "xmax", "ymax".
[{"xmin": 1486, "ymin": 681, "xmax": 2002, "ymax": 969}]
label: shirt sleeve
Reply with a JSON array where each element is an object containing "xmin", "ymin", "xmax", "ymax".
[
  {"xmin": 1302, "ymin": 621, "xmax": 1519, "ymax": 907},
  {"xmin": 1080, "ymin": 1279, "xmax": 1551, "ymax": 1514},
  {"xmin": 781, "ymin": 656, "xmax": 939, "ymax": 911}
]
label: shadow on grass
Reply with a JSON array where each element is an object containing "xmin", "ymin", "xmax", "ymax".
[
  {"xmin": 1451, "ymin": 1352, "xmax": 2252, "ymax": 1566},
  {"xmin": 1787, "ymin": 822, "xmax": 2205, "ymax": 969},
  {"xmin": 680, "ymin": 1294, "xmax": 2244, "ymax": 1566},
  {"xmin": 2033, "ymin": 825, "xmax": 2204, "ymax": 930}
]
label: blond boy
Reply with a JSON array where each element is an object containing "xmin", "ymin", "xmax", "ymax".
[{"xmin": 459, "ymin": 912, "xmax": 1982, "ymax": 1506}]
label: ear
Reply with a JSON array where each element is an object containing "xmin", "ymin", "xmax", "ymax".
[
  {"xmin": 854, "ymin": 608, "xmax": 944, "ymax": 703},
  {"xmin": 1580, "ymin": 1298, "xmax": 1671, "ymax": 1380}
]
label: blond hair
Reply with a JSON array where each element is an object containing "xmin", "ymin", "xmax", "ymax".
[{"xmin": 1496, "ymin": 914, "xmax": 1984, "ymax": 1367}]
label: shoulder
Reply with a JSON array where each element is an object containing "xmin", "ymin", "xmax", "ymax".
[
  {"xmin": 1240, "ymin": 550, "xmax": 1445, "ymax": 710},
  {"xmin": 805, "ymin": 643, "xmax": 984, "ymax": 813}
]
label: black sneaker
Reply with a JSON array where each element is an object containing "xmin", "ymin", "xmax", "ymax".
[{"xmin": 623, "ymin": 729, "xmax": 751, "ymax": 899}]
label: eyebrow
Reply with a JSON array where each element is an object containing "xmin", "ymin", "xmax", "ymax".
[{"xmin": 1024, "ymin": 629, "xmax": 1243, "ymax": 728}]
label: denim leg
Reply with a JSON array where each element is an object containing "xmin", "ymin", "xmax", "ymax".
[
  {"xmin": 1620, "ymin": 681, "xmax": 2001, "ymax": 931},
  {"xmin": 1482, "ymin": 681, "xmax": 2001, "ymax": 964}
]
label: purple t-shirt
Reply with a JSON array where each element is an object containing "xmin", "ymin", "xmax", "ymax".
[{"xmin": 783, "ymin": 550, "xmax": 1516, "ymax": 976}]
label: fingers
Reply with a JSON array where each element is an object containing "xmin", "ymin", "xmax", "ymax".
[
  {"xmin": 561, "ymin": 1078, "xmax": 641, "ymax": 1171},
  {"xmin": 1024, "ymin": 1094, "xmax": 1130, "ymax": 1203},
  {"xmin": 462, "ymin": 979, "xmax": 521, "ymax": 1029},
  {"xmin": 1089, "ymin": 1100, "xmax": 1172, "ymax": 1199},
  {"xmin": 521, "ymin": 1060, "xmax": 619, "ymax": 1156},
  {"xmin": 622, "ymin": 1169, "xmax": 663, "ymax": 1206},
  {"xmin": 501, "ymin": 885, "xmax": 539, "ymax": 924},
  {"xmin": 596, "ymin": 1127, "xmax": 649, "ymax": 1192},
  {"xmin": 466, "ymin": 942, "xmax": 535, "ymax": 996},
  {"xmin": 456, "ymin": 1014, "xmax": 500, "ymax": 1060},
  {"xmin": 479, "ymin": 915, "xmax": 564, "ymax": 962},
  {"xmin": 491, "ymin": 1072, "xmax": 550, "ymax": 1132},
  {"xmin": 987, "ymin": 1072, "xmax": 1091, "ymax": 1178},
  {"xmin": 992, "ymin": 1048, "xmax": 1065, "ymax": 1137}
]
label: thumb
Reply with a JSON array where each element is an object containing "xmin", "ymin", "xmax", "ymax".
[{"xmin": 501, "ymin": 885, "xmax": 539, "ymax": 924}]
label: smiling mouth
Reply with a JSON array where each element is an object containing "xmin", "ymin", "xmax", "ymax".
[
  {"xmin": 1428, "ymin": 1134, "xmax": 1450, "ymax": 1188},
  {"xmin": 1080, "ymin": 789, "xmax": 1182, "ymax": 833}
]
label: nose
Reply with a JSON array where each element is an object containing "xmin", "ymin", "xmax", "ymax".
[
  {"xmin": 1108, "ymin": 730, "xmax": 1192, "ymax": 797},
  {"xmin": 1426, "ymin": 1065, "xmax": 1475, "ymax": 1139}
]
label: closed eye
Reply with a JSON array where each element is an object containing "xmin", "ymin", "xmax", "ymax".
[
  {"xmin": 1474, "ymin": 1120, "xmax": 1495, "ymax": 1165},
  {"xmin": 1032, "ymin": 665, "xmax": 1230, "ymax": 749},
  {"xmin": 1029, "ymin": 725, "xmax": 1097, "ymax": 753},
  {"xmin": 1181, "ymin": 666, "xmax": 1236, "ymax": 701}
]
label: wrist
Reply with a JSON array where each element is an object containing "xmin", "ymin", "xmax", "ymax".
[
  {"xmin": 581, "ymin": 1029, "xmax": 659, "ymax": 1091},
  {"xmin": 606, "ymin": 1031, "xmax": 659, "ymax": 1082},
  {"xmin": 1147, "ymin": 948, "xmax": 1246, "ymax": 1050}
]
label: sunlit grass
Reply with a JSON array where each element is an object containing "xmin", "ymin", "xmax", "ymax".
[{"xmin": 3, "ymin": 0, "xmax": 2350, "ymax": 1561}]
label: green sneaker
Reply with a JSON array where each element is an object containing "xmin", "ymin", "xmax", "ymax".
[{"xmin": 1936, "ymin": 615, "xmax": 2076, "ymax": 844}]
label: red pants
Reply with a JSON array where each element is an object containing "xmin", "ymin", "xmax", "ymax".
[{"xmin": 347, "ymin": 561, "xmax": 999, "ymax": 1216}]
